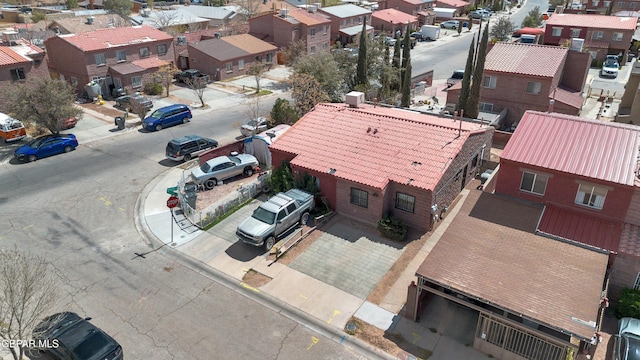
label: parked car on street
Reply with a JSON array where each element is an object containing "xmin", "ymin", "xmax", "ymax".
[
  {"xmin": 166, "ymin": 135, "xmax": 218, "ymax": 162},
  {"xmin": 14, "ymin": 134, "xmax": 78, "ymax": 162},
  {"xmin": 240, "ymin": 117, "xmax": 268, "ymax": 137},
  {"xmin": 469, "ymin": 10, "xmax": 490, "ymax": 19},
  {"xmin": 114, "ymin": 93, "xmax": 153, "ymax": 112},
  {"xmin": 440, "ymin": 20, "xmax": 460, "ymax": 29},
  {"xmin": 601, "ymin": 55, "xmax": 620, "ymax": 78},
  {"xmin": 191, "ymin": 153, "xmax": 259, "ymax": 190},
  {"xmin": 447, "ymin": 70, "xmax": 465, "ymax": 87},
  {"xmin": 613, "ymin": 317, "xmax": 640, "ymax": 360},
  {"xmin": 33, "ymin": 312, "xmax": 123, "ymax": 360},
  {"xmin": 143, "ymin": 104, "xmax": 192, "ymax": 131},
  {"xmin": 174, "ymin": 69, "xmax": 203, "ymax": 83}
]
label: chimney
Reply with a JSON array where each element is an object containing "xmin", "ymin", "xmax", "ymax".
[
  {"xmin": 345, "ymin": 91, "xmax": 364, "ymax": 108},
  {"xmin": 548, "ymin": 99, "xmax": 555, "ymax": 113},
  {"xmin": 307, "ymin": 5, "xmax": 317, "ymax": 12},
  {"xmin": 279, "ymin": 8, "xmax": 289, "ymax": 18}
]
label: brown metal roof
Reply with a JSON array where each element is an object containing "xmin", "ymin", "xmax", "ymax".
[
  {"xmin": 501, "ymin": 111, "xmax": 640, "ymax": 186},
  {"xmin": 416, "ymin": 189, "xmax": 608, "ymax": 340}
]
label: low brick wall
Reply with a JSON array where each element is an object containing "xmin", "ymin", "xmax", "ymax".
[
  {"xmin": 199, "ymin": 140, "xmax": 244, "ymax": 164},
  {"xmin": 492, "ymin": 130, "xmax": 512, "ymax": 149}
]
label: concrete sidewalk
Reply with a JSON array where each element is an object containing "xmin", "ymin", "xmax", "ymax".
[{"xmin": 137, "ymin": 167, "xmax": 489, "ymax": 360}]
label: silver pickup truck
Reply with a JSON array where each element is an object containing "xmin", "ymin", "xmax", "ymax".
[{"xmin": 236, "ymin": 189, "xmax": 315, "ymax": 251}]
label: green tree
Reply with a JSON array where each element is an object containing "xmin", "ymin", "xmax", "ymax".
[
  {"xmin": 400, "ymin": 33, "xmax": 411, "ymax": 90},
  {"xmin": 103, "ymin": 0, "xmax": 132, "ymax": 18},
  {"xmin": 292, "ymin": 51, "xmax": 345, "ymax": 102},
  {"xmin": 490, "ymin": 16, "xmax": 515, "ymax": 42},
  {"xmin": 291, "ymin": 72, "xmax": 330, "ymax": 116},
  {"xmin": 355, "ymin": 21, "xmax": 368, "ymax": 89},
  {"xmin": 392, "ymin": 37, "xmax": 401, "ymax": 69},
  {"xmin": 270, "ymin": 98, "xmax": 299, "ymax": 126},
  {"xmin": 466, "ymin": 25, "xmax": 489, "ymax": 119},
  {"xmin": 246, "ymin": 62, "xmax": 268, "ymax": 94},
  {"xmin": 281, "ymin": 40, "xmax": 307, "ymax": 66},
  {"xmin": 457, "ymin": 38, "xmax": 475, "ymax": 114},
  {"xmin": 521, "ymin": 6, "xmax": 543, "ymax": 28},
  {"xmin": 65, "ymin": 0, "xmax": 78, "ymax": 8},
  {"xmin": 401, "ymin": 57, "xmax": 412, "ymax": 108},
  {"xmin": 154, "ymin": 63, "xmax": 177, "ymax": 97},
  {"xmin": 3, "ymin": 78, "xmax": 82, "ymax": 135}
]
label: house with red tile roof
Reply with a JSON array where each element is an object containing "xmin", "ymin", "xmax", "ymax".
[
  {"xmin": 186, "ymin": 34, "xmax": 277, "ymax": 81},
  {"xmin": 44, "ymin": 25, "xmax": 175, "ymax": 96},
  {"xmin": 378, "ymin": 0, "xmax": 436, "ymax": 26},
  {"xmin": 249, "ymin": 8, "xmax": 332, "ymax": 56},
  {"xmin": 0, "ymin": 36, "xmax": 49, "ymax": 112},
  {"xmin": 318, "ymin": 4, "xmax": 373, "ymax": 45},
  {"xmin": 370, "ymin": 8, "xmax": 419, "ymax": 35},
  {"xmin": 494, "ymin": 110, "xmax": 640, "ymax": 301},
  {"xmin": 445, "ymin": 42, "xmax": 590, "ymax": 128},
  {"xmin": 544, "ymin": 13, "xmax": 638, "ymax": 63},
  {"xmin": 268, "ymin": 93, "xmax": 494, "ymax": 232}
]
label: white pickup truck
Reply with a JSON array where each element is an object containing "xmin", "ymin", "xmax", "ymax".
[{"xmin": 236, "ymin": 189, "xmax": 315, "ymax": 251}]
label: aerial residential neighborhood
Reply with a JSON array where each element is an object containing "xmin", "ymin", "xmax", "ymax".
[{"xmin": 1, "ymin": 0, "xmax": 640, "ymax": 358}]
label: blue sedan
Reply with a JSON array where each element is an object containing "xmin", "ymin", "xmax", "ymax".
[{"xmin": 14, "ymin": 134, "xmax": 78, "ymax": 162}]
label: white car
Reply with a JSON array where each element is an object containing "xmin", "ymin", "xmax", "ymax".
[
  {"xmin": 601, "ymin": 57, "xmax": 619, "ymax": 78},
  {"xmin": 440, "ymin": 20, "xmax": 460, "ymax": 29},
  {"xmin": 191, "ymin": 153, "xmax": 259, "ymax": 190},
  {"xmin": 240, "ymin": 117, "xmax": 268, "ymax": 137}
]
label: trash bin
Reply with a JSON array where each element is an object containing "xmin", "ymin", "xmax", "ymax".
[
  {"xmin": 184, "ymin": 182, "xmax": 197, "ymax": 209},
  {"xmin": 115, "ymin": 116, "xmax": 125, "ymax": 130}
]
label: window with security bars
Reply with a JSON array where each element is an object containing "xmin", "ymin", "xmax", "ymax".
[
  {"xmin": 350, "ymin": 188, "xmax": 368, "ymax": 208},
  {"xmin": 395, "ymin": 193, "xmax": 415, "ymax": 213}
]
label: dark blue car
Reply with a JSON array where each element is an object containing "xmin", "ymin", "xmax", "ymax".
[
  {"xmin": 142, "ymin": 104, "xmax": 192, "ymax": 131},
  {"xmin": 14, "ymin": 134, "xmax": 78, "ymax": 162}
]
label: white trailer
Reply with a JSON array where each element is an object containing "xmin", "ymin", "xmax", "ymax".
[
  {"xmin": 433, "ymin": 7, "xmax": 457, "ymax": 19},
  {"xmin": 420, "ymin": 25, "xmax": 440, "ymax": 40}
]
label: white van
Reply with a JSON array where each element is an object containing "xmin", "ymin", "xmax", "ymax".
[{"xmin": 0, "ymin": 112, "xmax": 26, "ymax": 143}]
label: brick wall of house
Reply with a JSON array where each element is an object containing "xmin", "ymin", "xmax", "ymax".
[
  {"xmin": 383, "ymin": 181, "xmax": 433, "ymax": 232},
  {"xmin": 273, "ymin": 15, "xmax": 297, "ymax": 48},
  {"xmin": 481, "ymin": 72, "xmax": 555, "ymax": 126},
  {"xmin": 433, "ymin": 128, "xmax": 494, "ymax": 220},
  {"xmin": 624, "ymin": 188, "xmax": 640, "ymax": 225},
  {"xmin": 385, "ymin": 0, "xmax": 429, "ymax": 15},
  {"xmin": 335, "ymin": 178, "xmax": 385, "ymax": 226},
  {"xmin": 544, "ymin": 25, "xmax": 634, "ymax": 62},
  {"xmin": 249, "ymin": 12, "xmax": 277, "ymax": 40},
  {"xmin": 188, "ymin": 46, "xmax": 275, "ymax": 82},
  {"xmin": 551, "ymin": 100, "xmax": 582, "ymax": 116},
  {"xmin": 304, "ymin": 23, "xmax": 332, "ymax": 53},
  {"xmin": 495, "ymin": 159, "xmax": 635, "ymax": 219},
  {"xmin": 561, "ymin": 50, "xmax": 591, "ymax": 91},
  {"xmin": 610, "ymin": 252, "xmax": 640, "ymax": 301}
]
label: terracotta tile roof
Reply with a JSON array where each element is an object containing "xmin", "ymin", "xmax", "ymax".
[
  {"xmin": 485, "ymin": 43, "xmax": 567, "ymax": 77},
  {"xmin": 537, "ymin": 204, "xmax": 622, "ymax": 252},
  {"xmin": 269, "ymin": 103, "xmax": 491, "ymax": 190},
  {"xmin": 416, "ymin": 189, "xmax": 608, "ymax": 341},
  {"xmin": 288, "ymin": 8, "xmax": 331, "ymax": 26},
  {"xmin": 221, "ymin": 33, "xmax": 277, "ymax": 54},
  {"xmin": 0, "ymin": 45, "xmax": 29, "ymax": 66},
  {"xmin": 131, "ymin": 57, "xmax": 170, "ymax": 69},
  {"xmin": 371, "ymin": 8, "xmax": 419, "ymax": 23},
  {"xmin": 620, "ymin": 223, "xmax": 640, "ymax": 256},
  {"xmin": 501, "ymin": 111, "xmax": 640, "ymax": 186},
  {"xmin": 56, "ymin": 25, "xmax": 173, "ymax": 52},
  {"xmin": 546, "ymin": 13, "xmax": 638, "ymax": 30},
  {"xmin": 552, "ymin": 86, "xmax": 583, "ymax": 109},
  {"xmin": 435, "ymin": 0, "xmax": 470, "ymax": 7}
]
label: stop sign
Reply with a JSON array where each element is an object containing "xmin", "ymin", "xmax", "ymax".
[{"xmin": 166, "ymin": 196, "xmax": 179, "ymax": 209}]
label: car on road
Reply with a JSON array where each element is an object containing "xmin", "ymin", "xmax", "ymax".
[
  {"xmin": 601, "ymin": 56, "xmax": 620, "ymax": 78},
  {"xmin": 143, "ymin": 104, "xmax": 192, "ymax": 131},
  {"xmin": 240, "ymin": 117, "xmax": 268, "ymax": 137},
  {"xmin": 468, "ymin": 10, "xmax": 490, "ymax": 19},
  {"xmin": 33, "ymin": 312, "xmax": 123, "ymax": 360},
  {"xmin": 166, "ymin": 135, "xmax": 218, "ymax": 162},
  {"xmin": 613, "ymin": 317, "xmax": 640, "ymax": 360},
  {"xmin": 114, "ymin": 93, "xmax": 153, "ymax": 112},
  {"xmin": 191, "ymin": 153, "xmax": 259, "ymax": 190},
  {"xmin": 440, "ymin": 20, "xmax": 460, "ymax": 29},
  {"xmin": 14, "ymin": 134, "xmax": 78, "ymax": 162}
]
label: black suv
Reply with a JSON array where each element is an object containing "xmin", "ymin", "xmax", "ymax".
[
  {"xmin": 33, "ymin": 312, "xmax": 123, "ymax": 360},
  {"xmin": 166, "ymin": 135, "xmax": 218, "ymax": 162},
  {"xmin": 174, "ymin": 69, "xmax": 203, "ymax": 83}
]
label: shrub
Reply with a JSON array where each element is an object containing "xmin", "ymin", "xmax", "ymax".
[
  {"xmin": 377, "ymin": 215, "xmax": 408, "ymax": 241},
  {"xmin": 144, "ymin": 82, "xmax": 163, "ymax": 95},
  {"xmin": 270, "ymin": 98, "xmax": 299, "ymax": 126},
  {"xmin": 616, "ymin": 288, "xmax": 640, "ymax": 319}
]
